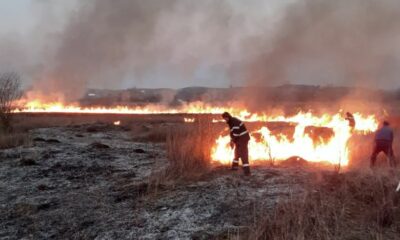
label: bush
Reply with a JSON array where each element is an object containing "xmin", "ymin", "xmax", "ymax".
[{"xmin": 0, "ymin": 72, "xmax": 21, "ymax": 133}]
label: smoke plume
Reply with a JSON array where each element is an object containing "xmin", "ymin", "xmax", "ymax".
[
  {"xmin": 240, "ymin": 0, "xmax": 400, "ymax": 88},
  {"xmin": 1, "ymin": 0, "xmax": 400, "ymax": 102},
  {"xmin": 32, "ymin": 0, "xmax": 265, "ymax": 101}
]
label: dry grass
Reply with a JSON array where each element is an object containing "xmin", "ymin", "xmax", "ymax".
[
  {"xmin": 0, "ymin": 133, "xmax": 30, "ymax": 149},
  {"xmin": 250, "ymin": 170, "xmax": 400, "ymax": 240},
  {"xmin": 147, "ymin": 119, "xmax": 222, "ymax": 188},
  {"xmin": 164, "ymin": 119, "xmax": 219, "ymax": 179},
  {"xmin": 13, "ymin": 113, "xmax": 207, "ymax": 132},
  {"xmin": 130, "ymin": 124, "xmax": 170, "ymax": 142}
]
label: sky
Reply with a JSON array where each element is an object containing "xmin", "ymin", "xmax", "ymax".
[
  {"xmin": 0, "ymin": 0, "xmax": 33, "ymax": 33},
  {"xmin": 0, "ymin": 0, "xmax": 399, "ymax": 96},
  {"xmin": 0, "ymin": 0, "xmax": 293, "ymax": 91}
]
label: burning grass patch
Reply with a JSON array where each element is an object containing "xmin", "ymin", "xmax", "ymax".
[{"xmin": 250, "ymin": 170, "xmax": 400, "ymax": 240}]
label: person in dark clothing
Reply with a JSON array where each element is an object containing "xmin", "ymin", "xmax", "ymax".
[
  {"xmin": 345, "ymin": 112, "xmax": 356, "ymax": 132},
  {"xmin": 370, "ymin": 121, "xmax": 396, "ymax": 168},
  {"xmin": 222, "ymin": 112, "xmax": 251, "ymax": 176}
]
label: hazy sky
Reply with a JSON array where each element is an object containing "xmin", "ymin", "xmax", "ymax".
[
  {"xmin": 1, "ymin": 0, "xmax": 399, "ymax": 95},
  {"xmin": 0, "ymin": 0, "xmax": 293, "ymax": 91}
]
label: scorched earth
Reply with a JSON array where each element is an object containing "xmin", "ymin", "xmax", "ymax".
[{"xmin": 0, "ymin": 123, "xmax": 316, "ymax": 239}]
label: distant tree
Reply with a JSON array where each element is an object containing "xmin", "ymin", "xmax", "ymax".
[{"xmin": 0, "ymin": 72, "xmax": 21, "ymax": 132}]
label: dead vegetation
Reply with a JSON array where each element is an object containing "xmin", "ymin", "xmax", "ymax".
[
  {"xmin": 1, "ymin": 114, "xmax": 400, "ymax": 239},
  {"xmin": 147, "ymin": 118, "xmax": 223, "ymax": 191},
  {"xmin": 165, "ymin": 120, "xmax": 215, "ymax": 178},
  {"xmin": 0, "ymin": 133, "xmax": 30, "ymax": 149},
  {"xmin": 250, "ymin": 170, "xmax": 400, "ymax": 240},
  {"xmin": 130, "ymin": 123, "xmax": 170, "ymax": 142},
  {"xmin": 3, "ymin": 112, "xmax": 400, "ymax": 239},
  {"xmin": 0, "ymin": 72, "xmax": 21, "ymax": 133},
  {"xmin": 0, "ymin": 72, "xmax": 29, "ymax": 149}
]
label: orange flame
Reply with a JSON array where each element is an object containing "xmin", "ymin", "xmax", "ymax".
[
  {"xmin": 14, "ymin": 99, "xmax": 248, "ymax": 115},
  {"xmin": 184, "ymin": 118, "xmax": 196, "ymax": 123},
  {"xmin": 14, "ymin": 98, "xmax": 378, "ymax": 166},
  {"xmin": 212, "ymin": 112, "xmax": 378, "ymax": 166}
]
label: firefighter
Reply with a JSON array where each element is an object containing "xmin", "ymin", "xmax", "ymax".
[
  {"xmin": 370, "ymin": 121, "xmax": 396, "ymax": 168},
  {"xmin": 345, "ymin": 112, "xmax": 356, "ymax": 132},
  {"xmin": 222, "ymin": 112, "xmax": 251, "ymax": 176}
]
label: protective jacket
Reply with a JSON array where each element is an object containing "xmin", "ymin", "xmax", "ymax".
[
  {"xmin": 227, "ymin": 117, "xmax": 250, "ymax": 143},
  {"xmin": 345, "ymin": 114, "xmax": 356, "ymax": 128}
]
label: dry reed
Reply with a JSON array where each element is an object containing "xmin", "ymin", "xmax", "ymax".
[{"xmin": 250, "ymin": 170, "xmax": 400, "ymax": 240}]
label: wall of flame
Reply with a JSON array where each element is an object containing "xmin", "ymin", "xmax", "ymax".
[{"xmin": 15, "ymin": 100, "xmax": 378, "ymax": 166}]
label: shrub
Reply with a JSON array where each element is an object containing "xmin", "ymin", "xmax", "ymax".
[{"xmin": 0, "ymin": 72, "xmax": 21, "ymax": 133}]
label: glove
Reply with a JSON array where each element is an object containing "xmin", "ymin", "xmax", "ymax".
[{"xmin": 230, "ymin": 140, "xmax": 235, "ymax": 149}]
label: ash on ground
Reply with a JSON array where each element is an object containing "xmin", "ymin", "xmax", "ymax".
[{"xmin": 0, "ymin": 124, "xmax": 315, "ymax": 239}]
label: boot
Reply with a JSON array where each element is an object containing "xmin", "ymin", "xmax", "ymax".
[
  {"xmin": 243, "ymin": 166, "xmax": 251, "ymax": 176},
  {"xmin": 231, "ymin": 160, "xmax": 239, "ymax": 170}
]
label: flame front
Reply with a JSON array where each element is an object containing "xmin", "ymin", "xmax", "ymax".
[
  {"xmin": 15, "ymin": 99, "xmax": 249, "ymax": 115},
  {"xmin": 211, "ymin": 112, "xmax": 378, "ymax": 166},
  {"xmin": 15, "ymin": 99, "xmax": 378, "ymax": 166}
]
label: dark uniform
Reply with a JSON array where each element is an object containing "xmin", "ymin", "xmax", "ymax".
[
  {"xmin": 345, "ymin": 112, "xmax": 356, "ymax": 131},
  {"xmin": 224, "ymin": 114, "xmax": 251, "ymax": 175},
  {"xmin": 370, "ymin": 123, "xmax": 396, "ymax": 168}
]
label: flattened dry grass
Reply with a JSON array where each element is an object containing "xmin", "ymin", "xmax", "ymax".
[{"xmin": 250, "ymin": 170, "xmax": 400, "ymax": 240}]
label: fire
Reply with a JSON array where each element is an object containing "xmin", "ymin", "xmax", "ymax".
[
  {"xmin": 211, "ymin": 112, "xmax": 378, "ymax": 166},
  {"xmin": 14, "ymin": 99, "xmax": 247, "ymax": 115},
  {"xmin": 14, "ymin": 98, "xmax": 379, "ymax": 166},
  {"xmin": 113, "ymin": 121, "xmax": 121, "ymax": 126},
  {"xmin": 184, "ymin": 118, "xmax": 196, "ymax": 123}
]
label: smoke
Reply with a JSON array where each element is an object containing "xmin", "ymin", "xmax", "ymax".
[
  {"xmin": 31, "ymin": 0, "xmax": 277, "ymax": 101},
  {"xmin": 2, "ymin": 0, "xmax": 400, "ymax": 102},
  {"xmin": 240, "ymin": 0, "xmax": 400, "ymax": 89},
  {"xmin": 35, "ymin": 0, "xmax": 178, "ymax": 100}
]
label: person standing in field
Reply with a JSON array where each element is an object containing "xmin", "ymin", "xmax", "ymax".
[
  {"xmin": 370, "ymin": 121, "xmax": 396, "ymax": 168},
  {"xmin": 345, "ymin": 112, "xmax": 356, "ymax": 132},
  {"xmin": 222, "ymin": 112, "xmax": 251, "ymax": 176}
]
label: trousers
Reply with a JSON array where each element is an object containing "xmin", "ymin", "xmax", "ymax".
[
  {"xmin": 370, "ymin": 140, "xmax": 396, "ymax": 168},
  {"xmin": 232, "ymin": 139, "xmax": 249, "ymax": 169}
]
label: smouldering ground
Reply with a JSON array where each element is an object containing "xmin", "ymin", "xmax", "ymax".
[{"xmin": 0, "ymin": 123, "xmax": 319, "ymax": 239}]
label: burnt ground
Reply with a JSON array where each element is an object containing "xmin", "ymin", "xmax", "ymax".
[{"xmin": 0, "ymin": 124, "xmax": 320, "ymax": 239}]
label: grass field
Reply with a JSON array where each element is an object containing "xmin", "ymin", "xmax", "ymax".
[{"xmin": 1, "ymin": 112, "xmax": 399, "ymax": 239}]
